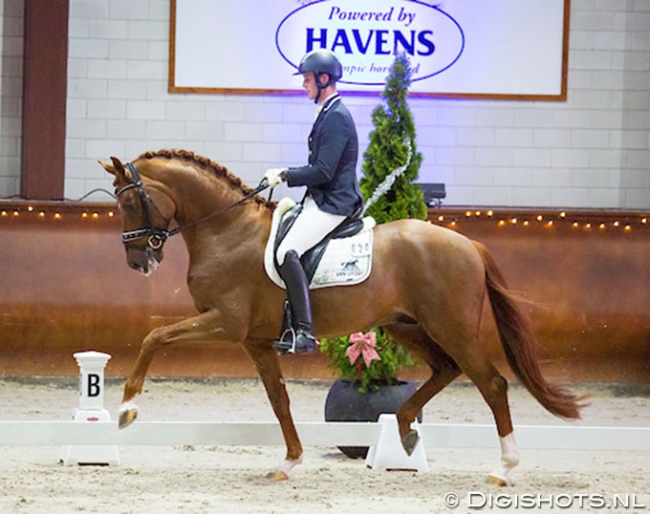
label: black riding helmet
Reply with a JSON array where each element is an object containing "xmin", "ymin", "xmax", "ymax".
[{"xmin": 295, "ymin": 49, "xmax": 343, "ymax": 103}]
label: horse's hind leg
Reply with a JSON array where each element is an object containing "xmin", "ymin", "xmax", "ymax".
[
  {"xmin": 383, "ymin": 323, "xmax": 461, "ymax": 456},
  {"xmin": 437, "ymin": 332, "xmax": 520, "ymax": 486}
]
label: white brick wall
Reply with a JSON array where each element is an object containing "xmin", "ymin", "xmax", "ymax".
[
  {"xmin": 1, "ymin": 0, "xmax": 649, "ymax": 209},
  {"xmin": 0, "ymin": 0, "xmax": 24, "ymax": 197}
]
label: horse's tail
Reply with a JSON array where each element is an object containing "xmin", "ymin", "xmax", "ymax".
[{"xmin": 473, "ymin": 241, "xmax": 586, "ymax": 420}]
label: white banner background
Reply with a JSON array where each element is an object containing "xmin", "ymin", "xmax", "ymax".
[{"xmin": 170, "ymin": 0, "xmax": 569, "ymax": 99}]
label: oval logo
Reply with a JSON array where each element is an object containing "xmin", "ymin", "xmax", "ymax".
[{"xmin": 275, "ymin": 0, "xmax": 465, "ymax": 87}]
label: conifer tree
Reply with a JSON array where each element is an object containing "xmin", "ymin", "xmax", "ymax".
[{"xmin": 360, "ymin": 53, "xmax": 427, "ymax": 224}]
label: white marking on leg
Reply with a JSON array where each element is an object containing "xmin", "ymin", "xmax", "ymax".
[
  {"xmin": 119, "ymin": 399, "xmax": 139, "ymax": 416},
  {"xmin": 278, "ymin": 454, "xmax": 304, "ymax": 476},
  {"xmin": 489, "ymin": 432, "xmax": 520, "ymax": 485}
]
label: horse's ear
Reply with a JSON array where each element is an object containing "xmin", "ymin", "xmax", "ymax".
[
  {"xmin": 98, "ymin": 156, "xmax": 126, "ymax": 179},
  {"xmin": 98, "ymin": 160, "xmax": 116, "ymax": 176}
]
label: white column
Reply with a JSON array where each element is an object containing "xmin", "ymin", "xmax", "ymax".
[{"xmin": 60, "ymin": 351, "xmax": 120, "ymax": 465}]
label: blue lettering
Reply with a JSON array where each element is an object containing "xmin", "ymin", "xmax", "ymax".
[
  {"xmin": 332, "ymin": 29, "xmax": 353, "ymax": 54},
  {"xmin": 352, "ymin": 29, "xmax": 373, "ymax": 54},
  {"xmin": 375, "ymin": 30, "xmax": 390, "ymax": 55},
  {"xmin": 306, "ymin": 28, "xmax": 327, "ymax": 52},
  {"xmin": 394, "ymin": 31, "xmax": 415, "ymax": 55},
  {"xmin": 417, "ymin": 30, "xmax": 435, "ymax": 56}
]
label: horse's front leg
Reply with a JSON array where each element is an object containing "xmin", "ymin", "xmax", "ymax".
[
  {"xmin": 119, "ymin": 309, "xmax": 229, "ymax": 429},
  {"xmin": 242, "ymin": 341, "xmax": 303, "ymax": 481}
]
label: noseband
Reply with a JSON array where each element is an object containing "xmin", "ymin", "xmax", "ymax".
[
  {"xmin": 116, "ymin": 162, "xmax": 270, "ymax": 251},
  {"xmin": 116, "ymin": 162, "xmax": 171, "ymax": 250}
]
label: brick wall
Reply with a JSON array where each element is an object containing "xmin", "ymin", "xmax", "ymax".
[{"xmin": 1, "ymin": 0, "xmax": 649, "ymax": 209}]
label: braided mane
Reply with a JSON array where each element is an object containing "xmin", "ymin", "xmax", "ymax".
[{"xmin": 136, "ymin": 149, "xmax": 275, "ymax": 209}]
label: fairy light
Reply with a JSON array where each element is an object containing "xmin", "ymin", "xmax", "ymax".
[
  {"xmin": 560, "ymin": 212, "xmax": 566, "ymax": 218},
  {"xmin": 572, "ymin": 222, "xmax": 579, "ymax": 228},
  {"xmin": 27, "ymin": 206, "xmax": 34, "ymax": 212},
  {"xmin": 465, "ymin": 210, "xmax": 472, "ymax": 217},
  {"xmin": 523, "ymin": 220, "xmax": 530, "ymax": 226},
  {"xmin": 498, "ymin": 219, "xmax": 506, "ymax": 227},
  {"xmin": 613, "ymin": 221, "xmax": 620, "ymax": 227},
  {"xmin": 38, "ymin": 211, "xmax": 45, "ymax": 218},
  {"xmin": 54, "ymin": 213, "xmax": 62, "ymax": 220},
  {"xmin": 536, "ymin": 215, "xmax": 543, "ymax": 222},
  {"xmin": 642, "ymin": 218, "xmax": 647, "ymax": 225},
  {"xmin": 13, "ymin": 210, "xmax": 19, "ymax": 217},
  {"xmin": 546, "ymin": 220, "xmax": 554, "ymax": 227},
  {"xmin": 487, "ymin": 210, "xmax": 494, "ymax": 217},
  {"xmin": 625, "ymin": 224, "xmax": 632, "ymax": 232},
  {"xmin": 599, "ymin": 223, "xmax": 606, "ymax": 230},
  {"xmin": 92, "ymin": 212, "xmax": 99, "ymax": 219},
  {"xmin": 475, "ymin": 210, "xmax": 481, "ymax": 216},
  {"xmin": 510, "ymin": 217, "xmax": 517, "ymax": 224},
  {"xmin": 81, "ymin": 212, "xmax": 88, "ymax": 219},
  {"xmin": 1, "ymin": 210, "xmax": 7, "ymax": 217}
]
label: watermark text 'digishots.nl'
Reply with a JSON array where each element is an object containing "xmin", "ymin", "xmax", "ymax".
[{"xmin": 443, "ymin": 492, "xmax": 647, "ymax": 510}]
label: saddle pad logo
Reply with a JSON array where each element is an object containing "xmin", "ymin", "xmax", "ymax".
[{"xmin": 310, "ymin": 232, "xmax": 373, "ymax": 289}]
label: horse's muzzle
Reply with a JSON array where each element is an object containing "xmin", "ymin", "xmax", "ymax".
[{"xmin": 126, "ymin": 246, "xmax": 163, "ymax": 276}]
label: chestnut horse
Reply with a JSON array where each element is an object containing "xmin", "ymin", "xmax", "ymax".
[{"xmin": 100, "ymin": 149, "xmax": 584, "ymax": 484}]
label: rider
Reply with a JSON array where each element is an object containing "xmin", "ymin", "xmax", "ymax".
[{"xmin": 264, "ymin": 49, "xmax": 363, "ymax": 354}]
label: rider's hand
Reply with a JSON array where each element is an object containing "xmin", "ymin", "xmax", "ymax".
[{"xmin": 264, "ymin": 168, "xmax": 287, "ymax": 188}]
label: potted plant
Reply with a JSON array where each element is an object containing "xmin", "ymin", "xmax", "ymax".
[
  {"xmin": 321, "ymin": 329, "xmax": 423, "ymax": 459},
  {"xmin": 321, "ymin": 53, "xmax": 427, "ymax": 459}
]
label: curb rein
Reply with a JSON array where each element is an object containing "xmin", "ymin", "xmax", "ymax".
[{"xmin": 116, "ymin": 162, "xmax": 269, "ymax": 251}]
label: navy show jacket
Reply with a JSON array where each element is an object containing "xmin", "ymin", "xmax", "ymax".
[{"xmin": 285, "ymin": 95, "xmax": 363, "ymax": 217}]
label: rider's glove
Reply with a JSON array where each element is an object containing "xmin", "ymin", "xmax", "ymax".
[{"xmin": 264, "ymin": 168, "xmax": 287, "ymax": 188}]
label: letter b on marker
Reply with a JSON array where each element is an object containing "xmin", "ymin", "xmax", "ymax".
[{"xmin": 88, "ymin": 373, "xmax": 101, "ymax": 397}]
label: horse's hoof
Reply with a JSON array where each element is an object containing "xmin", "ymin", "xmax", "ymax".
[
  {"xmin": 486, "ymin": 474, "xmax": 509, "ymax": 487},
  {"xmin": 401, "ymin": 429, "xmax": 420, "ymax": 456},
  {"xmin": 118, "ymin": 403, "xmax": 139, "ymax": 429},
  {"xmin": 266, "ymin": 470, "xmax": 289, "ymax": 482}
]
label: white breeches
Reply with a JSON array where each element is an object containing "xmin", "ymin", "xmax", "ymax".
[{"xmin": 276, "ymin": 196, "xmax": 346, "ymax": 266}]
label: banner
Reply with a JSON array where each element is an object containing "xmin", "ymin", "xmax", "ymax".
[{"xmin": 170, "ymin": 0, "xmax": 569, "ymax": 100}]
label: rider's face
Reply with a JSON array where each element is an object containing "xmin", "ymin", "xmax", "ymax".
[
  {"xmin": 302, "ymin": 72, "xmax": 319, "ymax": 101},
  {"xmin": 302, "ymin": 72, "xmax": 329, "ymax": 102}
]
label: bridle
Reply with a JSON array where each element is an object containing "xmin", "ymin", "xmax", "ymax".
[{"xmin": 116, "ymin": 162, "xmax": 269, "ymax": 251}]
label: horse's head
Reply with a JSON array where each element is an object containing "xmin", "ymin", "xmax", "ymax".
[{"xmin": 100, "ymin": 156, "xmax": 175, "ymax": 276}]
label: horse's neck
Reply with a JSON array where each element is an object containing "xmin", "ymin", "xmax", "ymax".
[{"xmin": 156, "ymin": 165, "xmax": 272, "ymax": 255}]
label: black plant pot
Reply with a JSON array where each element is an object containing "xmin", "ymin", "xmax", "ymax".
[{"xmin": 324, "ymin": 379, "xmax": 423, "ymax": 459}]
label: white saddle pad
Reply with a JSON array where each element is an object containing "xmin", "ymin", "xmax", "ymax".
[{"xmin": 264, "ymin": 198, "xmax": 375, "ymax": 290}]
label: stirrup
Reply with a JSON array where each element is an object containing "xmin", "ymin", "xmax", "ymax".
[
  {"xmin": 274, "ymin": 327, "xmax": 297, "ymax": 355},
  {"xmin": 274, "ymin": 328, "xmax": 319, "ymax": 355}
]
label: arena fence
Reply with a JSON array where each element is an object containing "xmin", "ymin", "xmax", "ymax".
[{"xmin": 1, "ymin": 352, "xmax": 648, "ymax": 469}]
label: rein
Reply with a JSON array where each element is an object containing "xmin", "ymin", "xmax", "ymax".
[{"xmin": 117, "ymin": 162, "xmax": 269, "ymax": 249}]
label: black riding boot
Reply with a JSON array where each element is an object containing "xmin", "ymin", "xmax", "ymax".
[{"xmin": 274, "ymin": 250, "xmax": 318, "ymax": 354}]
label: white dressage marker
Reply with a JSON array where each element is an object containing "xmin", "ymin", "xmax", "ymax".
[{"xmin": 59, "ymin": 351, "xmax": 120, "ymax": 466}]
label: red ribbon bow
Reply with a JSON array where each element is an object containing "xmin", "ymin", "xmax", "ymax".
[{"xmin": 346, "ymin": 331, "xmax": 381, "ymax": 368}]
